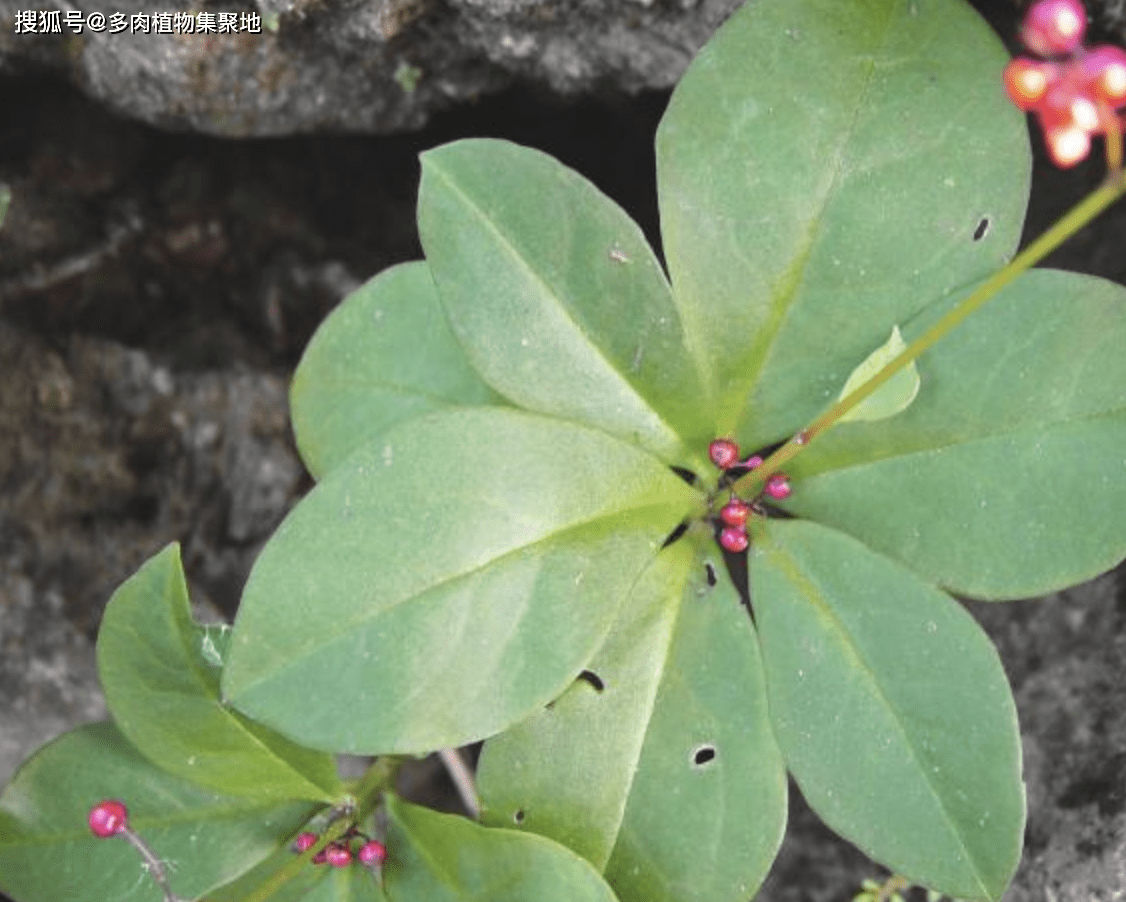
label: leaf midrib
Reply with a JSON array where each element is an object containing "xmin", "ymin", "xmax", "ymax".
[
  {"xmin": 798, "ymin": 405, "xmax": 1126, "ymax": 480},
  {"xmin": 230, "ymin": 499, "xmax": 686, "ymax": 698},
  {"xmin": 730, "ymin": 15, "xmax": 896, "ymax": 425},
  {"xmin": 762, "ymin": 530, "xmax": 991, "ymax": 898},
  {"xmin": 426, "ymin": 157, "xmax": 689, "ymax": 454}
]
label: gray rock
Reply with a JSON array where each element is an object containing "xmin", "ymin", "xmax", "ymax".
[{"xmin": 0, "ymin": 0, "xmax": 738, "ymax": 136}]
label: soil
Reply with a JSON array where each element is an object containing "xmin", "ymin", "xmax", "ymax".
[{"xmin": 1, "ymin": 13, "xmax": 1125, "ymax": 901}]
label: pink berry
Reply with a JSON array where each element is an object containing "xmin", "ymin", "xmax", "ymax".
[
  {"xmin": 1021, "ymin": 0, "xmax": 1087, "ymax": 57},
  {"xmin": 293, "ymin": 831, "xmax": 318, "ymax": 853},
  {"xmin": 1044, "ymin": 123, "xmax": 1092, "ymax": 166},
  {"xmin": 1082, "ymin": 45, "xmax": 1126, "ymax": 107},
  {"xmin": 719, "ymin": 498, "xmax": 749, "ymax": 528},
  {"xmin": 708, "ymin": 439, "xmax": 740, "ymax": 469},
  {"xmin": 764, "ymin": 473, "xmax": 792, "ymax": 500},
  {"xmin": 359, "ymin": 839, "xmax": 387, "ymax": 866},
  {"xmin": 741, "ymin": 454, "xmax": 764, "ymax": 470},
  {"xmin": 324, "ymin": 843, "xmax": 352, "ymax": 868},
  {"xmin": 312, "ymin": 849, "xmax": 328, "ymax": 864},
  {"xmin": 1003, "ymin": 57, "xmax": 1058, "ymax": 110},
  {"xmin": 88, "ymin": 799, "xmax": 129, "ymax": 838},
  {"xmin": 719, "ymin": 526, "xmax": 748, "ymax": 553}
]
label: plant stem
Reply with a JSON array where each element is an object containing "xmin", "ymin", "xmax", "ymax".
[
  {"xmin": 120, "ymin": 827, "xmax": 186, "ymax": 902},
  {"xmin": 438, "ymin": 747, "xmax": 481, "ymax": 819},
  {"xmin": 733, "ymin": 167, "xmax": 1126, "ymax": 496}
]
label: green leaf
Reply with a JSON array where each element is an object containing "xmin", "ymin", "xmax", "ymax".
[
  {"xmin": 419, "ymin": 138, "xmax": 711, "ymax": 465},
  {"xmin": 749, "ymin": 520, "xmax": 1024, "ymax": 901},
  {"xmin": 222, "ymin": 406, "xmax": 698, "ymax": 754},
  {"xmin": 837, "ymin": 326, "xmax": 920, "ymax": 423},
  {"xmin": 785, "ymin": 269, "xmax": 1126, "ymax": 598},
  {"xmin": 477, "ymin": 536, "xmax": 786, "ymax": 902},
  {"xmin": 0, "ymin": 183, "xmax": 10, "ymax": 230},
  {"xmin": 656, "ymin": 0, "xmax": 1029, "ymax": 445},
  {"xmin": 0, "ymin": 722, "xmax": 316, "ymax": 902},
  {"xmin": 383, "ymin": 795, "xmax": 620, "ymax": 902},
  {"xmin": 96, "ymin": 543, "xmax": 342, "ymax": 802},
  {"xmin": 291, "ymin": 261, "xmax": 503, "ymax": 480}
]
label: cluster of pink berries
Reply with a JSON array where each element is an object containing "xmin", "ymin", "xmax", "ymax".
[
  {"xmin": 1003, "ymin": 0, "xmax": 1126, "ymax": 167},
  {"xmin": 707, "ymin": 439, "xmax": 790, "ymax": 553},
  {"xmin": 293, "ymin": 828, "xmax": 387, "ymax": 870},
  {"xmin": 89, "ymin": 798, "xmax": 387, "ymax": 884}
]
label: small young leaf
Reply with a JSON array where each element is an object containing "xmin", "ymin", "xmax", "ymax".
[
  {"xmin": 656, "ymin": 0, "xmax": 1028, "ymax": 445},
  {"xmin": 837, "ymin": 326, "xmax": 920, "ymax": 423},
  {"xmin": 290, "ymin": 261, "xmax": 502, "ymax": 481},
  {"xmin": 96, "ymin": 543, "xmax": 342, "ymax": 802},
  {"xmin": 0, "ymin": 722, "xmax": 316, "ymax": 902},
  {"xmin": 384, "ymin": 794, "xmax": 620, "ymax": 902},
  {"xmin": 477, "ymin": 537, "xmax": 786, "ymax": 902},
  {"xmin": 222, "ymin": 406, "xmax": 698, "ymax": 754},
  {"xmin": 750, "ymin": 520, "xmax": 1024, "ymax": 901},
  {"xmin": 787, "ymin": 269, "xmax": 1126, "ymax": 598},
  {"xmin": 419, "ymin": 138, "xmax": 712, "ymax": 463}
]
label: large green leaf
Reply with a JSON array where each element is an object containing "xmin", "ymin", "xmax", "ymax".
[
  {"xmin": 656, "ymin": 0, "xmax": 1029, "ymax": 445},
  {"xmin": 222, "ymin": 406, "xmax": 698, "ymax": 754},
  {"xmin": 750, "ymin": 519, "xmax": 1024, "ymax": 901},
  {"xmin": 784, "ymin": 269, "xmax": 1126, "ymax": 598},
  {"xmin": 477, "ymin": 535, "xmax": 786, "ymax": 902},
  {"xmin": 0, "ymin": 722, "xmax": 315, "ymax": 902},
  {"xmin": 383, "ymin": 795, "xmax": 619, "ymax": 902},
  {"xmin": 291, "ymin": 261, "xmax": 502, "ymax": 481},
  {"xmin": 96, "ymin": 543, "xmax": 341, "ymax": 802},
  {"xmin": 419, "ymin": 139, "xmax": 711, "ymax": 465}
]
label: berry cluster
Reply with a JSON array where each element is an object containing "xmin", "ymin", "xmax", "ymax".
[
  {"xmin": 293, "ymin": 828, "xmax": 387, "ymax": 871},
  {"xmin": 1003, "ymin": 0, "xmax": 1126, "ymax": 167},
  {"xmin": 707, "ymin": 439, "xmax": 790, "ymax": 553}
]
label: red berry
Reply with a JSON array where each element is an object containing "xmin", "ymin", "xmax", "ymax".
[
  {"xmin": 88, "ymin": 799, "xmax": 129, "ymax": 838},
  {"xmin": 719, "ymin": 526, "xmax": 748, "ymax": 553},
  {"xmin": 293, "ymin": 831, "xmax": 318, "ymax": 853},
  {"xmin": 1039, "ymin": 79, "xmax": 1100, "ymax": 131},
  {"xmin": 764, "ymin": 473, "xmax": 792, "ymax": 501},
  {"xmin": 1003, "ymin": 57, "xmax": 1057, "ymax": 110},
  {"xmin": 708, "ymin": 439, "xmax": 740, "ymax": 469},
  {"xmin": 359, "ymin": 839, "xmax": 387, "ymax": 866},
  {"xmin": 1021, "ymin": 0, "xmax": 1086, "ymax": 57},
  {"xmin": 324, "ymin": 843, "xmax": 352, "ymax": 868},
  {"xmin": 1082, "ymin": 45, "xmax": 1126, "ymax": 107},
  {"xmin": 1044, "ymin": 122, "xmax": 1093, "ymax": 166},
  {"xmin": 312, "ymin": 849, "xmax": 328, "ymax": 864},
  {"xmin": 719, "ymin": 498, "xmax": 750, "ymax": 528}
]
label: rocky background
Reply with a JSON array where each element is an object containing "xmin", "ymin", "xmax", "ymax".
[{"xmin": 0, "ymin": 0, "xmax": 1124, "ymax": 900}]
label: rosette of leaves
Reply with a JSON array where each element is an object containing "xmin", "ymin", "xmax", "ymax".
[
  {"xmin": 5, "ymin": 0, "xmax": 1126, "ymax": 901},
  {"xmin": 222, "ymin": 0, "xmax": 1126, "ymax": 899}
]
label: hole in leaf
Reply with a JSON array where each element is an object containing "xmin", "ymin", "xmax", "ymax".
[
  {"xmin": 704, "ymin": 562, "xmax": 717, "ymax": 586},
  {"xmin": 692, "ymin": 746, "xmax": 717, "ymax": 767},
  {"xmin": 513, "ymin": 809, "xmax": 525, "ymax": 824},
  {"xmin": 670, "ymin": 465, "xmax": 697, "ymax": 486},
  {"xmin": 973, "ymin": 217, "xmax": 990, "ymax": 241},
  {"xmin": 662, "ymin": 520, "xmax": 689, "ymax": 548},
  {"xmin": 577, "ymin": 669, "xmax": 605, "ymax": 692}
]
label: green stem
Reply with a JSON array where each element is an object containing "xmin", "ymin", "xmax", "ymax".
[{"xmin": 733, "ymin": 168, "xmax": 1126, "ymax": 497}]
